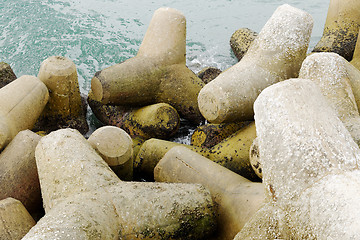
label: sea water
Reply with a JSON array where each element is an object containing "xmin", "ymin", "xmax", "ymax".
[{"xmin": 0, "ymin": 0, "xmax": 329, "ymax": 139}]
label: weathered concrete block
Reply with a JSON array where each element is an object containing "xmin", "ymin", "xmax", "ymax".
[
  {"xmin": 249, "ymin": 137, "xmax": 262, "ymax": 179},
  {"xmin": 191, "ymin": 121, "xmax": 251, "ymax": 148},
  {"xmin": 351, "ymin": 30, "xmax": 360, "ymax": 70},
  {"xmin": 299, "ymin": 52, "xmax": 360, "ymax": 145},
  {"xmin": 88, "ymin": 126, "xmax": 133, "ymax": 180},
  {"xmin": 155, "ymin": 146, "xmax": 265, "ymax": 240},
  {"xmin": 197, "ymin": 67, "xmax": 222, "ymax": 84},
  {"xmin": 135, "ymin": 122, "xmax": 259, "ymax": 181},
  {"xmin": 23, "ymin": 129, "xmax": 216, "ymax": 239},
  {"xmin": 90, "ymin": 8, "xmax": 205, "ymax": 124},
  {"xmin": 234, "ymin": 78, "xmax": 360, "ymax": 239},
  {"xmin": 233, "ymin": 203, "xmax": 288, "ymax": 239},
  {"xmin": 198, "ymin": 4, "xmax": 313, "ymax": 123},
  {"xmin": 0, "ymin": 198, "xmax": 35, "ymax": 240},
  {"xmin": 0, "ymin": 130, "xmax": 42, "ymax": 215},
  {"xmin": 344, "ymin": 59, "xmax": 360, "ymax": 112},
  {"xmin": 0, "ymin": 75, "xmax": 48, "ymax": 151},
  {"xmin": 317, "ymin": 52, "xmax": 360, "ymax": 118},
  {"xmin": 0, "ymin": 62, "xmax": 17, "ymax": 88},
  {"xmin": 230, "ymin": 28, "xmax": 258, "ymax": 61},
  {"xmin": 35, "ymin": 56, "xmax": 88, "ymax": 134},
  {"xmin": 132, "ymin": 135, "xmax": 145, "ymax": 159},
  {"xmin": 312, "ymin": 0, "xmax": 360, "ymax": 61},
  {"xmin": 88, "ymin": 91, "xmax": 180, "ymax": 139},
  {"xmin": 255, "ymin": 78, "xmax": 359, "ymax": 204}
]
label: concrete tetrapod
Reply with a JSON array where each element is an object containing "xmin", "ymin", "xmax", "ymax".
[
  {"xmin": 197, "ymin": 4, "xmax": 313, "ymax": 123},
  {"xmin": 234, "ymin": 78, "xmax": 360, "ymax": 239},
  {"xmin": 35, "ymin": 56, "xmax": 88, "ymax": 134},
  {"xmin": 0, "ymin": 130, "xmax": 42, "ymax": 216},
  {"xmin": 135, "ymin": 122, "xmax": 259, "ymax": 181},
  {"xmin": 91, "ymin": 8, "xmax": 205, "ymax": 124},
  {"xmin": 312, "ymin": 0, "xmax": 360, "ymax": 61},
  {"xmin": 88, "ymin": 91, "xmax": 180, "ymax": 139},
  {"xmin": 0, "ymin": 198, "xmax": 36, "ymax": 240},
  {"xmin": 88, "ymin": 126, "xmax": 133, "ymax": 180},
  {"xmin": 154, "ymin": 146, "xmax": 265, "ymax": 240},
  {"xmin": 299, "ymin": 52, "xmax": 360, "ymax": 145},
  {"xmin": 23, "ymin": 129, "xmax": 215, "ymax": 239},
  {"xmin": 313, "ymin": 51, "xmax": 360, "ymax": 116},
  {"xmin": 0, "ymin": 75, "xmax": 48, "ymax": 151}
]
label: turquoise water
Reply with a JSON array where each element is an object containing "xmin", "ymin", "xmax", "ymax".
[
  {"xmin": 1, "ymin": 0, "xmax": 329, "ymax": 88},
  {"xmin": 1, "ymin": 0, "xmax": 329, "ymax": 136}
]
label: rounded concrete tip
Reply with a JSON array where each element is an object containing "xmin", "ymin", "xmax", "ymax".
[
  {"xmin": 90, "ymin": 76, "xmax": 104, "ymax": 102},
  {"xmin": 155, "ymin": 7, "xmax": 184, "ymax": 17},
  {"xmin": 152, "ymin": 103, "xmax": 180, "ymax": 130},
  {"xmin": 198, "ymin": 87, "xmax": 226, "ymax": 123},
  {"xmin": 88, "ymin": 126, "xmax": 133, "ymax": 166},
  {"xmin": 39, "ymin": 56, "xmax": 76, "ymax": 77}
]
